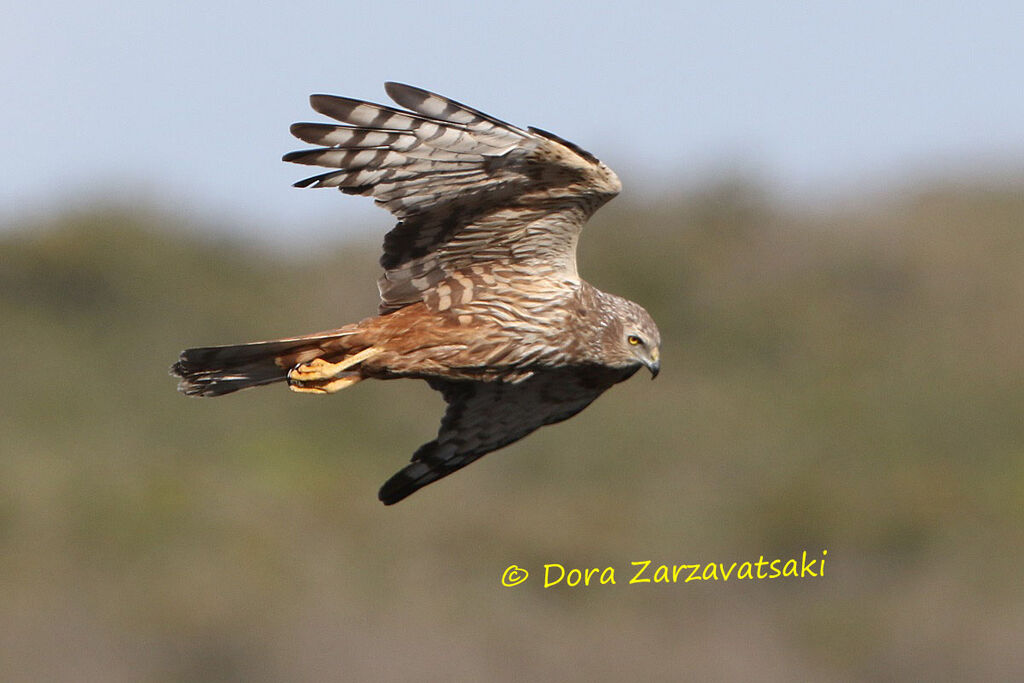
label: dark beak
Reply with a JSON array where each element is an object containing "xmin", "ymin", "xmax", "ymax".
[{"xmin": 645, "ymin": 356, "xmax": 660, "ymax": 379}]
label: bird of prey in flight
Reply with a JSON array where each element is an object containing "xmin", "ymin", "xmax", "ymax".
[{"xmin": 172, "ymin": 83, "xmax": 661, "ymax": 504}]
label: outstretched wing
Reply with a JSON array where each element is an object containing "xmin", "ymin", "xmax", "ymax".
[
  {"xmin": 284, "ymin": 83, "xmax": 622, "ymax": 313},
  {"xmin": 378, "ymin": 367, "xmax": 634, "ymax": 504}
]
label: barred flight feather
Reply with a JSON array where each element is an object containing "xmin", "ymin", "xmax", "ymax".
[
  {"xmin": 384, "ymin": 82, "xmax": 529, "ymax": 133},
  {"xmin": 285, "ymin": 82, "xmax": 620, "ymax": 311}
]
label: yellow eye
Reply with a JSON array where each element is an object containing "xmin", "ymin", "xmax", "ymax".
[{"xmin": 627, "ymin": 334, "xmax": 642, "ymax": 346}]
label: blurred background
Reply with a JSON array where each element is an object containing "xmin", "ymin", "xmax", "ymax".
[{"xmin": 2, "ymin": 2, "xmax": 1022, "ymax": 680}]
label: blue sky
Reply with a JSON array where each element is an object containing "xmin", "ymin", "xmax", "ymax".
[{"xmin": 2, "ymin": 1, "xmax": 1021, "ymax": 239}]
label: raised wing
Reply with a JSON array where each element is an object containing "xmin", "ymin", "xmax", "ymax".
[
  {"xmin": 285, "ymin": 83, "xmax": 621, "ymax": 313},
  {"xmin": 378, "ymin": 366, "xmax": 634, "ymax": 504}
]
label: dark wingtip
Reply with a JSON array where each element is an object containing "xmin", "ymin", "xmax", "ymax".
[
  {"xmin": 378, "ymin": 451, "xmax": 438, "ymax": 505},
  {"xmin": 378, "ymin": 488, "xmax": 403, "ymax": 506},
  {"xmin": 308, "ymin": 93, "xmax": 332, "ymax": 109},
  {"xmin": 292, "ymin": 174, "xmax": 323, "ymax": 188},
  {"xmin": 378, "ymin": 471, "xmax": 418, "ymax": 505},
  {"xmin": 284, "ymin": 149, "xmax": 336, "ymax": 166},
  {"xmin": 383, "ymin": 81, "xmax": 426, "ymax": 107}
]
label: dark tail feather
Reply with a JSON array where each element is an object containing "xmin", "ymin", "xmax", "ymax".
[{"xmin": 171, "ymin": 333, "xmax": 352, "ymax": 397}]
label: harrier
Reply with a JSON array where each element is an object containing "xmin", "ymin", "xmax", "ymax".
[{"xmin": 172, "ymin": 83, "xmax": 661, "ymax": 504}]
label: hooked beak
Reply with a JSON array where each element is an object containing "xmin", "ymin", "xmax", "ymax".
[{"xmin": 645, "ymin": 347, "xmax": 660, "ymax": 379}]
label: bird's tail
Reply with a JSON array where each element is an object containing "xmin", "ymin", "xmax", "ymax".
[{"xmin": 171, "ymin": 328, "xmax": 363, "ymax": 397}]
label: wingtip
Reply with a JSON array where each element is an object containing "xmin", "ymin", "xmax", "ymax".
[
  {"xmin": 383, "ymin": 81, "xmax": 425, "ymax": 108},
  {"xmin": 281, "ymin": 149, "xmax": 308, "ymax": 163},
  {"xmin": 308, "ymin": 93, "xmax": 344, "ymax": 117},
  {"xmin": 378, "ymin": 491, "xmax": 401, "ymax": 506},
  {"xmin": 378, "ymin": 479, "xmax": 410, "ymax": 505},
  {"xmin": 378, "ymin": 470, "xmax": 417, "ymax": 505},
  {"xmin": 377, "ymin": 458, "xmax": 437, "ymax": 505}
]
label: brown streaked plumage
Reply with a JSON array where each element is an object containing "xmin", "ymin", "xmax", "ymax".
[{"xmin": 172, "ymin": 83, "xmax": 661, "ymax": 504}]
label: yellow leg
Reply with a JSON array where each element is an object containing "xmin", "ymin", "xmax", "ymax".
[{"xmin": 287, "ymin": 347, "xmax": 381, "ymax": 382}]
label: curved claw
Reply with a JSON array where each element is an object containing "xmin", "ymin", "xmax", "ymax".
[{"xmin": 287, "ymin": 347, "xmax": 381, "ymax": 382}]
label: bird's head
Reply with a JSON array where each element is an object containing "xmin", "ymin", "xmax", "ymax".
[{"xmin": 606, "ymin": 298, "xmax": 661, "ymax": 378}]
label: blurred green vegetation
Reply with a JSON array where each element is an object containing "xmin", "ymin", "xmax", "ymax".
[{"xmin": 0, "ymin": 178, "xmax": 1021, "ymax": 681}]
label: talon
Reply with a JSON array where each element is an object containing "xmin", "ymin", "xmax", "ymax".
[
  {"xmin": 288, "ymin": 357, "xmax": 337, "ymax": 381},
  {"xmin": 288, "ymin": 347, "xmax": 381, "ymax": 382}
]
